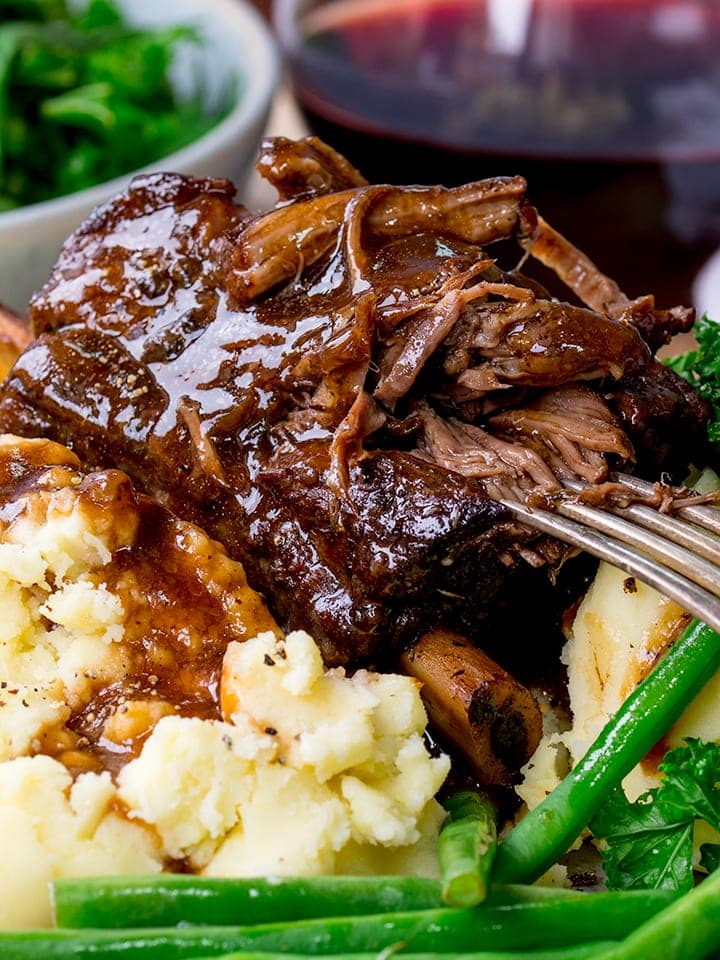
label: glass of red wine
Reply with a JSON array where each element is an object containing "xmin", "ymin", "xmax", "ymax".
[{"xmin": 273, "ymin": 0, "xmax": 720, "ymax": 309}]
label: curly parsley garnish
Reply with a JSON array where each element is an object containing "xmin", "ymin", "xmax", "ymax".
[
  {"xmin": 666, "ymin": 315, "xmax": 720, "ymax": 448},
  {"xmin": 591, "ymin": 738, "xmax": 720, "ymax": 892}
]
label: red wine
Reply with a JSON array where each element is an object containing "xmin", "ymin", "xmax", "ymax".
[{"xmin": 280, "ymin": 0, "xmax": 720, "ymax": 305}]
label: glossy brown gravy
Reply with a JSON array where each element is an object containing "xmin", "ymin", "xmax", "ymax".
[{"xmin": 0, "ymin": 436, "xmax": 279, "ymax": 779}]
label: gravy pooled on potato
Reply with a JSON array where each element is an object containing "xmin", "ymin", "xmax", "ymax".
[{"xmin": 0, "ymin": 434, "xmax": 449, "ymax": 928}]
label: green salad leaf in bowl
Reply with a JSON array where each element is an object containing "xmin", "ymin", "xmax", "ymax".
[{"xmin": 0, "ymin": 0, "xmax": 234, "ymax": 209}]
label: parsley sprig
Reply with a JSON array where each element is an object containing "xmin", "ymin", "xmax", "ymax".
[
  {"xmin": 665, "ymin": 315, "xmax": 720, "ymax": 448},
  {"xmin": 591, "ymin": 738, "xmax": 720, "ymax": 892}
]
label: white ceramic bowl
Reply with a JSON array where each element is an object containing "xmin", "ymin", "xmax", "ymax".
[
  {"xmin": 694, "ymin": 248, "xmax": 720, "ymax": 322},
  {"xmin": 0, "ymin": 0, "xmax": 279, "ymax": 313}
]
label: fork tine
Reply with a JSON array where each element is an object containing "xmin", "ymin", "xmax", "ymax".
[
  {"xmin": 555, "ymin": 496, "xmax": 720, "ymax": 596},
  {"xmin": 613, "ymin": 472, "xmax": 720, "ymax": 537},
  {"xmin": 500, "ymin": 499, "xmax": 720, "ymax": 637},
  {"xmin": 563, "ymin": 478, "xmax": 720, "ymax": 567}
]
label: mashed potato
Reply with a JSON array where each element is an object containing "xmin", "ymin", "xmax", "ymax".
[
  {"xmin": 519, "ymin": 561, "xmax": 720, "ymax": 811},
  {"xmin": 0, "ymin": 757, "xmax": 161, "ymax": 928},
  {"xmin": 0, "ymin": 436, "xmax": 449, "ymax": 928},
  {"xmin": 118, "ymin": 631, "xmax": 448, "ymax": 877}
]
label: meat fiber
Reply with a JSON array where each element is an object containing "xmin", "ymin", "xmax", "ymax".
[{"xmin": 0, "ymin": 137, "xmax": 709, "ymax": 671}]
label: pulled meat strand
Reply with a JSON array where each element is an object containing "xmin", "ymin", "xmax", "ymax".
[
  {"xmin": 520, "ymin": 212, "xmax": 634, "ymax": 318},
  {"xmin": 441, "ymin": 293, "xmax": 650, "ymax": 393},
  {"xmin": 224, "ymin": 176, "xmax": 528, "ymax": 304},
  {"xmin": 415, "ymin": 402, "xmax": 560, "ymax": 501},
  {"xmin": 487, "ymin": 385, "xmax": 635, "ymax": 484},
  {"xmin": 373, "ymin": 266, "xmax": 496, "ymax": 406},
  {"xmin": 520, "ymin": 213, "xmax": 695, "ymax": 352},
  {"xmin": 255, "ymin": 134, "xmax": 368, "ymax": 200}
]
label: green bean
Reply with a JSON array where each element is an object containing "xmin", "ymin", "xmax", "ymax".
[
  {"xmin": 593, "ymin": 865, "xmax": 720, "ymax": 960},
  {"xmin": 439, "ymin": 792, "xmax": 497, "ymax": 907},
  {"xmin": 493, "ymin": 619, "xmax": 720, "ymax": 885},
  {"xmin": 0, "ymin": 889, "xmax": 677, "ymax": 959},
  {"xmin": 52, "ymin": 876, "xmax": 604, "ymax": 931},
  {"xmin": 183, "ymin": 949, "xmax": 616, "ymax": 960},
  {"xmin": 52, "ymin": 875, "xmax": 443, "ymax": 929},
  {"xmin": 53, "ymin": 876, "xmax": 607, "ymax": 931}
]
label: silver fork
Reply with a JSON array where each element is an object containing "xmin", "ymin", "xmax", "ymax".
[{"xmin": 500, "ymin": 473, "xmax": 720, "ymax": 634}]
